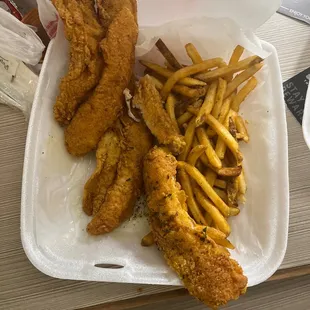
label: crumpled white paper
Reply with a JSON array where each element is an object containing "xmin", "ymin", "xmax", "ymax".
[{"xmin": 26, "ymin": 0, "xmax": 288, "ymax": 287}]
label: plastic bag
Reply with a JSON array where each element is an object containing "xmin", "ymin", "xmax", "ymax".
[
  {"xmin": 37, "ymin": 0, "xmax": 58, "ymax": 38},
  {"xmin": 0, "ymin": 8, "xmax": 45, "ymax": 118},
  {"xmin": 0, "ymin": 8, "xmax": 45, "ymax": 65}
]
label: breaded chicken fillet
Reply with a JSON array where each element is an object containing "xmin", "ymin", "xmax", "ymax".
[
  {"xmin": 65, "ymin": 7, "xmax": 138, "ymax": 156},
  {"xmin": 133, "ymin": 75, "xmax": 186, "ymax": 155},
  {"xmin": 52, "ymin": 0, "xmax": 104, "ymax": 125},
  {"xmin": 87, "ymin": 117, "xmax": 152, "ymax": 235},
  {"xmin": 97, "ymin": 0, "xmax": 137, "ymax": 31},
  {"xmin": 83, "ymin": 128, "xmax": 121, "ymax": 216},
  {"xmin": 143, "ymin": 147, "xmax": 247, "ymax": 309}
]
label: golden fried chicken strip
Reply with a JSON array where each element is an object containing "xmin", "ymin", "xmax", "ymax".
[
  {"xmin": 64, "ymin": 7, "xmax": 138, "ymax": 156},
  {"xmin": 52, "ymin": 0, "xmax": 104, "ymax": 125},
  {"xmin": 97, "ymin": 0, "xmax": 137, "ymax": 31},
  {"xmin": 143, "ymin": 147, "xmax": 247, "ymax": 308},
  {"xmin": 83, "ymin": 128, "xmax": 121, "ymax": 216},
  {"xmin": 133, "ymin": 75, "xmax": 186, "ymax": 155},
  {"xmin": 87, "ymin": 117, "xmax": 152, "ymax": 235}
]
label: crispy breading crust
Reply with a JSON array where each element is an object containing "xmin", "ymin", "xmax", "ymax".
[
  {"xmin": 143, "ymin": 147, "xmax": 247, "ymax": 308},
  {"xmin": 133, "ymin": 75, "xmax": 186, "ymax": 155},
  {"xmin": 64, "ymin": 7, "xmax": 138, "ymax": 156},
  {"xmin": 52, "ymin": 0, "xmax": 104, "ymax": 125},
  {"xmin": 97, "ymin": 0, "xmax": 137, "ymax": 31},
  {"xmin": 87, "ymin": 117, "xmax": 152, "ymax": 235},
  {"xmin": 83, "ymin": 128, "xmax": 121, "ymax": 216}
]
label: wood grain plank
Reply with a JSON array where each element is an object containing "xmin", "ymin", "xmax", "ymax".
[
  {"xmin": 78, "ymin": 265, "xmax": 310, "ymax": 310},
  {"xmin": 128, "ymin": 275, "xmax": 310, "ymax": 310},
  {"xmin": 257, "ymin": 14, "xmax": 310, "ymax": 270}
]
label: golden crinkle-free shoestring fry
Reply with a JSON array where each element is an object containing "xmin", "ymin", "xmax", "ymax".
[
  {"xmin": 140, "ymin": 60, "xmax": 206, "ymax": 87},
  {"xmin": 196, "ymin": 127, "xmax": 222, "ymax": 169},
  {"xmin": 195, "ymin": 55, "xmax": 262, "ymax": 83},
  {"xmin": 195, "ymin": 80, "xmax": 218, "ymax": 126},
  {"xmin": 226, "ymin": 45, "xmax": 245, "ymax": 82},
  {"xmin": 231, "ymin": 76, "xmax": 258, "ymax": 112},
  {"xmin": 177, "ymin": 161, "xmax": 239, "ymax": 217},
  {"xmin": 178, "ymin": 167, "xmax": 207, "ymax": 225},
  {"xmin": 185, "ymin": 43, "xmax": 204, "ymax": 64},
  {"xmin": 178, "ymin": 117, "xmax": 197, "ymax": 161},
  {"xmin": 161, "ymin": 57, "xmax": 224, "ymax": 100},
  {"xmin": 149, "ymin": 75, "xmax": 207, "ymax": 98},
  {"xmin": 166, "ymin": 94, "xmax": 180, "ymax": 133},
  {"xmin": 211, "ymin": 77, "xmax": 227, "ymax": 119}
]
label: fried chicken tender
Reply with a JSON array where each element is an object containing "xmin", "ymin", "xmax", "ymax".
[
  {"xmin": 97, "ymin": 0, "xmax": 137, "ymax": 31},
  {"xmin": 52, "ymin": 0, "xmax": 104, "ymax": 125},
  {"xmin": 65, "ymin": 7, "xmax": 138, "ymax": 156},
  {"xmin": 87, "ymin": 117, "xmax": 152, "ymax": 235},
  {"xmin": 143, "ymin": 147, "xmax": 247, "ymax": 309},
  {"xmin": 83, "ymin": 128, "xmax": 121, "ymax": 216},
  {"xmin": 133, "ymin": 75, "xmax": 186, "ymax": 155}
]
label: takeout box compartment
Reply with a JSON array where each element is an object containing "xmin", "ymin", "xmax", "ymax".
[{"xmin": 21, "ymin": 0, "xmax": 289, "ymax": 287}]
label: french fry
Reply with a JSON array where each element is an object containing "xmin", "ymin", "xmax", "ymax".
[
  {"xmin": 141, "ymin": 231, "xmax": 155, "ymax": 246},
  {"xmin": 192, "ymin": 136, "xmax": 210, "ymax": 167},
  {"xmin": 227, "ymin": 178, "xmax": 239, "ymax": 207},
  {"xmin": 195, "ymin": 55, "xmax": 262, "ymax": 83},
  {"xmin": 195, "ymin": 81, "xmax": 218, "ymax": 126},
  {"xmin": 185, "ymin": 43, "xmax": 203, "ymax": 64},
  {"xmin": 177, "ymin": 161, "xmax": 239, "ymax": 217},
  {"xmin": 214, "ymin": 110, "xmax": 235, "ymax": 160},
  {"xmin": 187, "ymin": 145, "xmax": 207, "ymax": 166},
  {"xmin": 225, "ymin": 63, "xmax": 263, "ymax": 99},
  {"xmin": 206, "ymin": 114, "xmax": 243, "ymax": 165},
  {"xmin": 238, "ymin": 169, "xmax": 247, "ymax": 195},
  {"xmin": 187, "ymin": 105, "xmax": 199, "ymax": 115},
  {"xmin": 194, "ymin": 187, "xmax": 231, "ymax": 236},
  {"xmin": 229, "ymin": 117, "xmax": 238, "ymax": 140},
  {"xmin": 211, "ymin": 78, "xmax": 227, "ymax": 119},
  {"xmin": 156, "ymin": 38, "xmax": 182, "ymax": 70},
  {"xmin": 204, "ymin": 212, "xmax": 213, "ymax": 226},
  {"xmin": 231, "ymin": 77, "xmax": 257, "ymax": 112},
  {"xmin": 178, "ymin": 168, "xmax": 207, "ymax": 225},
  {"xmin": 148, "ymin": 75, "xmax": 164, "ymax": 90},
  {"xmin": 196, "ymin": 127, "xmax": 222, "ymax": 169},
  {"xmin": 217, "ymin": 166, "xmax": 242, "ymax": 177},
  {"xmin": 161, "ymin": 58, "xmax": 224, "ymax": 100},
  {"xmin": 204, "ymin": 168, "xmax": 217, "ymax": 187},
  {"xmin": 196, "ymin": 225, "xmax": 234, "ymax": 249},
  {"xmin": 214, "ymin": 187, "xmax": 228, "ymax": 203},
  {"xmin": 214, "ymin": 179, "xmax": 227, "ymax": 189},
  {"xmin": 173, "ymin": 85, "xmax": 208, "ymax": 98},
  {"xmin": 212, "ymin": 236, "xmax": 235, "ymax": 249},
  {"xmin": 149, "ymin": 75, "xmax": 207, "ymax": 98},
  {"xmin": 226, "ymin": 45, "xmax": 245, "ymax": 82},
  {"xmin": 140, "ymin": 60, "xmax": 206, "ymax": 87},
  {"xmin": 206, "ymin": 95, "xmax": 233, "ymax": 137},
  {"xmin": 177, "ymin": 111, "xmax": 193, "ymax": 127},
  {"xmin": 178, "ymin": 118, "xmax": 197, "ymax": 161},
  {"xmin": 166, "ymin": 94, "xmax": 180, "ymax": 133}
]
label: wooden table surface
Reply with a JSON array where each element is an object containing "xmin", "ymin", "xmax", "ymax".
[{"xmin": 1, "ymin": 12, "xmax": 310, "ymax": 310}]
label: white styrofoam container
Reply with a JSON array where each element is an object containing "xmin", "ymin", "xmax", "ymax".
[
  {"xmin": 22, "ymin": 0, "xmax": 288, "ymax": 288},
  {"xmin": 20, "ymin": 37, "xmax": 289, "ymax": 287}
]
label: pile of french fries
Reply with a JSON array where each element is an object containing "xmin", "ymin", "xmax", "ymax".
[{"xmin": 141, "ymin": 40, "xmax": 263, "ymax": 249}]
